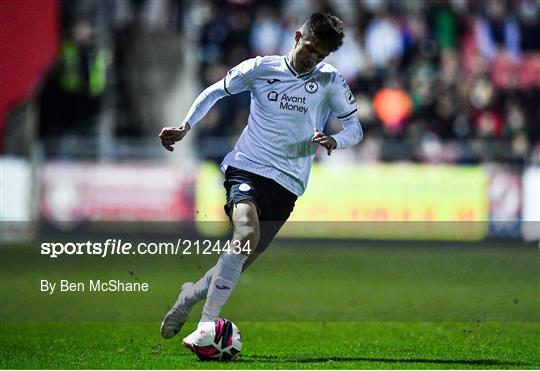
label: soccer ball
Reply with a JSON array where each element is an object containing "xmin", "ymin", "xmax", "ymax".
[{"xmin": 183, "ymin": 318, "xmax": 242, "ymax": 361}]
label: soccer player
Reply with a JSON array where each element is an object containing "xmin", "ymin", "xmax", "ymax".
[{"xmin": 159, "ymin": 12, "xmax": 363, "ymax": 345}]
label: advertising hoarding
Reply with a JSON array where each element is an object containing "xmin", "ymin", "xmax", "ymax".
[
  {"xmin": 40, "ymin": 162, "xmax": 195, "ymax": 221},
  {"xmin": 195, "ymin": 163, "xmax": 489, "ymax": 240}
]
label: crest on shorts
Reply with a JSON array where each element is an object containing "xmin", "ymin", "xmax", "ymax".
[
  {"xmin": 239, "ymin": 183, "xmax": 251, "ymax": 192},
  {"xmin": 304, "ymin": 80, "xmax": 318, "ymax": 93}
]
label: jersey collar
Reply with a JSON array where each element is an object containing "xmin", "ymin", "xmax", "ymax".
[{"xmin": 284, "ymin": 55, "xmax": 316, "ymax": 79}]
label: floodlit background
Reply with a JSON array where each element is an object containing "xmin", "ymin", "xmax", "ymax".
[
  {"xmin": 0, "ymin": 2, "xmax": 539, "ymax": 368},
  {"xmin": 1, "ymin": 0, "xmax": 539, "ymax": 240}
]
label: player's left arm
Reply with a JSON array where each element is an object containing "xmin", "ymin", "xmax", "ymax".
[
  {"xmin": 319, "ymin": 72, "xmax": 363, "ymax": 155},
  {"xmin": 331, "ymin": 112, "xmax": 363, "ymax": 149}
]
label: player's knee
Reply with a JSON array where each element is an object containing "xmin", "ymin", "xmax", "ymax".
[{"xmin": 233, "ymin": 224, "xmax": 260, "ymax": 255}]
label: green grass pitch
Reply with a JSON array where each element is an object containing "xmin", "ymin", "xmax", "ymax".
[{"xmin": 1, "ymin": 240, "xmax": 539, "ymax": 369}]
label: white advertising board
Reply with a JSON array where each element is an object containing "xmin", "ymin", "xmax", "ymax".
[
  {"xmin": 522, "ymin": 166, "xmax": 540, "ymax": 241},
  {"xmin": 0, "ymin": 157, "xmax": 32, "ymax": 222}
]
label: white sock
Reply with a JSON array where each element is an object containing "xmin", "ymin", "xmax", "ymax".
[{"xmin": 199, "ymin": 251, "xmax": 247, "ymax": 325}]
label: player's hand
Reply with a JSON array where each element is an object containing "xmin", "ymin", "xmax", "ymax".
[
  {"xmin": 159, "ymin": 122, "xmax": 190, "ymax": 152},
  {"xmin": 311, "ymin": 129, "xmax": 337, "ymax": 156}
]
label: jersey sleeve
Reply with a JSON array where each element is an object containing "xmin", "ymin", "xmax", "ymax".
[
  {"xmin": 223, "ymin": 56, "xmax": 262, "ymax": 95},
  {"xmin": 327, "ymin": 72, "xmax": 358, "ymax": 120},
  {"xmin": 182, "ymin": 80, "xmax": 228, "ymax": 127},
  {"xmin": 327, "ymin": 71, "xmax": 363, "ymax": 149}
]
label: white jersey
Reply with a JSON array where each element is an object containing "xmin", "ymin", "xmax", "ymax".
[{"xmin": 184, "ymin": 55, "xmax": 362, "ymax": 196}]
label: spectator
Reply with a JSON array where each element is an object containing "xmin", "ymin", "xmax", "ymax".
[
  {"xmin": 38, "ymin": 18, "xmax": 108, "ymax": 139},
  {"xmin": 474, "ymin": 0, "xmax": 521, "ymax": 63},
  {"xmin": 249, "ymin": 5, "xmax": 283, "ymax": 56},
  {"xmin": 40, "ymin": 0, "xmax": 536, "ymax": 165},
  {"xmin": 364, "ymin": 9, "xmax": 404, "ymax": 69}
]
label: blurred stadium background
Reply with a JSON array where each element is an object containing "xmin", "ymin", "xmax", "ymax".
[
  {"xmin": 1, "ymin": 2, "xmax": 539, "ymax": 368},
  {"xmin": 1, "ymin": 0, "xmax": 539, "ymax": 242}
]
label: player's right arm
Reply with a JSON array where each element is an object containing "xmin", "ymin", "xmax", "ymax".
[
  {"xmin": 159, "ymin": 80, "xmax": 228, "ymax": 152},
  {"xmin": 159, "ymin": 57, "xmax": 261, "ymax": 152},
  {"xmin": 159, "ymin": 122, "xmax": 191, "ymax": 152}
]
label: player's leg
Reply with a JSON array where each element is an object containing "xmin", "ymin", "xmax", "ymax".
[
  {"xmin": 160, "ymin": 279, "xmax": 201, "ymax": 338},
  {"xmin": 188, "ymin": 266, "xmax": 215, "ymax": 300},
  {"xmin": 160, "ymin": 266, "xmax": 217, "ymax": 338},
  {"xmin": 160, "ymin": 253, "xmax": 216, "ymax": 338},
  {"xmin": 198, "ymin": 200, "xmax": 259, "ymax": 324},
  {"xmin": 168, "ymin": 170, "xmax": 295, "ymax": 340},
  {"xmin": 242, "ymin": 220, "xmax": 286, "ymax": 271},
  {"xmin": 161, "ymin": 200, "xmax": 259, "ymax": 339},
  {"xmin": 171, "ymin": 265, "xmax": 215, "ymax": 309},
  {"xmin": 242, "ymin": 180, "xmax": 297, "ymax": 271},
  {"xmin": 162, "ymin": 218, "xmax": 279, "ymax": 336},
  {"xmin": 182, "ymin": 200, "xmax": 260, "ymax": 347},
  {"xmin": 162, "ymin": 168, "xmax": 260, "ymax": 339},
  {"xmin": 172, "ymin": 220, "xmax": 285, "ymax": 315}
]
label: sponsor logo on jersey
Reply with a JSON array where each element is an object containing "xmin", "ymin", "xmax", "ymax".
[
  {"xmin": 267, "ymin": 91, "xmax": 278, "ymax": 101},
  {"xmin": 280, "ymin": 93, "xmax": 308, "ymax": 113},
  {"xmin": 266, "ymin": 79, "xmax": 281, "ymax": 84},
  {"xmin": 304, "ymin": 80, "xmax": 318, "ymax": 93},
  {"xmin": 268, "ymin": 92, "xmax": 309, "ymax": 114}
]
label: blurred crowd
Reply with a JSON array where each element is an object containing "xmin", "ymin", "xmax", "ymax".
[
  {"xmin": 35, "ymin": 0, "xmax": 186, "ymax": 155},
  {"xmin": 190, "ymin": 0, "xmax": 540, "ymax": 165},
  {"xmin": 34, "ymin": 0, "xmax": 540, "ymax": 165}
]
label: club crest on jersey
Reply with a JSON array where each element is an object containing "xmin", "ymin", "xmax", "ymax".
[{"xmin": 304, "ymin": 80, "xmax": 318, "ymax": 93}]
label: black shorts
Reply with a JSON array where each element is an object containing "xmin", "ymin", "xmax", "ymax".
[{"xmin": 223, "ymin": 166, "xmax": 297, "ymax": 253}]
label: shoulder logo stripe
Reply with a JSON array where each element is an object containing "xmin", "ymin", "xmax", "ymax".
[
  {"xmin": 223, "ymin": 77, "xmax": 231, "ymax": 95},
  {"xmin": 337, "ymin": 109, "xmax": 358, "ymax": 119}
]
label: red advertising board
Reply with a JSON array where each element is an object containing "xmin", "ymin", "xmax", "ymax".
[{"xmin": 40, "ymin": 162, "xmax": 194, "ymax": 221}]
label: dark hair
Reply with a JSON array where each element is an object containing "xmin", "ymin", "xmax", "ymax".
[{"xmin": 303, "ymin": 12, "xmax": 344, "ymax": 52}]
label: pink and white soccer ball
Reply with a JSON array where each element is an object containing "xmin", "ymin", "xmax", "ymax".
[{"xmin": 184, "ymin": 318, "xmax": 242, "ymax": 361}]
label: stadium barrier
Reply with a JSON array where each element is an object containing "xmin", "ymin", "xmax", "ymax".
[
  {"xmin": 0, "ymin": 157, "xmax": 34, "ymax": 241},
  {"xmin": 2, "ymin": 158, "xmax": 538, "ymax": 242},
  {"xmin": 196, "ymin": 162, "xmax": 490, "ymax": 240},
  {"xmin": 522, "ymin": 166, "xmax": 540, "ymax": 241}
]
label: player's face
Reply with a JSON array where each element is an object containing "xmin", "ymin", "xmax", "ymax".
[{"xmin": 291, "ymin": 32, "xmax": 331, "ymax": 73}]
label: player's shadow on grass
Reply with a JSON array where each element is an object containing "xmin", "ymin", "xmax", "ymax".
[{"xmin": 242, "ymin": 355, "xmax": 528, "ymax": 367}]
